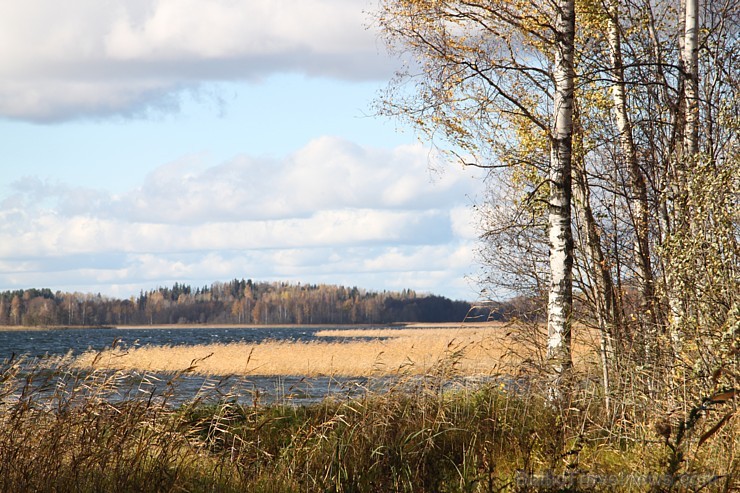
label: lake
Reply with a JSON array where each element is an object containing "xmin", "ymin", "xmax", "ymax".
[
  {"xmin": 0, "ymin": 326, "xmax": 389, "ymax": 406},
  {"xmin": 0, "ymin": 326, "xmax": 344, "ymax": 359}
]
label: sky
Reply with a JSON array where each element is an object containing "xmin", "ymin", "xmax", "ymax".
[{"xmin": 0, "ymin": 0, "xmax": 487, "ymax": 302}]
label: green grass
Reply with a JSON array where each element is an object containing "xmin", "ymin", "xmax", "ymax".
[{"xmin": 1, "ymin": 356, "xmax": 737, "ymax": 492}]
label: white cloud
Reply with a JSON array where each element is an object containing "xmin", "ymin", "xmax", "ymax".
[
  {"xmin": 103, "ymin": 0, "xmax": 372, "ymax": 60},
  {"xmin": 0, "ymin": 243, "xmax": 481, "ymax": 300},
  {"xmin": 0, "ymin": 0, "xmax": 393, "ymax": 121},
  {"xmin": 0, "ymin": 1, "xmax": 490, "ymax": 301},
  {"xmin": 449, "ymin": 205, "xmax": 479, "ymax": 240},
  {"xmin": 0, "ymin": 209, "xmax": 450, "ymax": 258},
  {"xmin": 6, "ymin": 137, "xmax": 479, "ymax": 225},
  {"xmin": 0, "ymin": 138, "xmax": 485, "ymax": 299}
]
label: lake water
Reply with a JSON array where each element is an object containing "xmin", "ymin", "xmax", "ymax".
[
  {"xmin": 0, "ymin": 326, "xmax": 344, "ymax": 359},
  {"xmin": 0, "ymin": 326, "xmax": 389, "ymax": 406}
]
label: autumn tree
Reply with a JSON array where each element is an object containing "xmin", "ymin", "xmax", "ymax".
[
  {"xmin": 376, "ymin": 0, "xmax": 578, "ymax": 395},
  {"xmin": 376, "ymin": 0, "xmax": 739, "ymax": 416},
  {"xmin": 10, "ymin": 295, "xmax": 21, "ymax": 326}
]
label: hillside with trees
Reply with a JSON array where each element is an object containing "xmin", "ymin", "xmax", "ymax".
[{"xmin": 0, "ymin": 280, "xmax": 505, "ymax": 327}]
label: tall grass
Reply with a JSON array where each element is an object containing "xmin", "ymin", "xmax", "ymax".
[
  {"xmin": 1, "ymin": 326, "xmax": 737, "ymax": 492},
  {"xmin": 0, "ymin": 356, "xmax": 555, "ymax": 492},
  {"xmin": 71, "ymin": 325, "xmax": 599, "ymax": 377}
]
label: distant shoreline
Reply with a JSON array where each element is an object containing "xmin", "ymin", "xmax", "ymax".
[{"xmin": 0, "ymin": 321, "xmax": 505, "ymax": 332}]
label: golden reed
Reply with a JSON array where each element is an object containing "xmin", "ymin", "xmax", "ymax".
[{"xmin": 73, "ymin": 324, "xmax": 600, "ymax": 377}]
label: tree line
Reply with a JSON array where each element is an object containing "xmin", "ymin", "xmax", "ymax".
[{"xmin": 0, "ymin": 280, "xmax": 509, "ymax": 327}]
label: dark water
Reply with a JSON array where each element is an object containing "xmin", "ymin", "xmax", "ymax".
[
  {"xmin": 0, "ymin": 327, "xmax": 497, "ymax": 407},
  {"xmin": 0, "ymin": 326, "xmax": 334, "ymax": 360},
  {"xmin": 0, "ymin": 327, "xmax": 382, "ymax": 406}
]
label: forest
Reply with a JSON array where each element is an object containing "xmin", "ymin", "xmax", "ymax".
[{"xmin": 0, "ymin": 279, "xmax": 503, "ymax": 327}]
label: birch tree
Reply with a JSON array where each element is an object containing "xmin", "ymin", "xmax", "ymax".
[
  {"xmin": 682, "ymin": 0, "xmax": 700, "ymax": 161},
  {"xmin": 375, "ymin": 0, "xmax": 738, "ymax": 412},
  {"xmin": 605, "ymin": 0, "xmax": 654, "ymax": 325},
  {"xmin": 375, "ymin": 0, "xmax": 576, "ymax": 395},
  {"xmin": 546, "ymin": 0, "xmax": 576, "ymax": 397},
  {"xmin": 666, "ymin": 0, "xmax": 701, "ymax": 339}
]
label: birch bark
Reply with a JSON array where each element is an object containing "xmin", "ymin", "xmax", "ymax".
[
  {"xmin": 670, "ymin": 0, "xmax": 700, "ymax": 338},
  {"xmin": 547, "ymin": 0, "xmax": 576, "ymax": 398},
  {"xmin": 607, "ymin": 1, "xmax": 655, "ymax": 326},
  {"xmin": 683, "ymin": 0, "xmax": 700, "ymax": 160}
]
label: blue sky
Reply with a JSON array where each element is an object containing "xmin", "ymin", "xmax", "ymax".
[{"xmin": 0, "ymin": 0, "xmax": 486, "ymax": 301}]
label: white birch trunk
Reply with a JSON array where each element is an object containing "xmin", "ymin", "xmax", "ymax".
[
  {"xmin": 607, "ymin": 2, "xmax": 655, "ymax": 324},
  {"xmin": 547, "ymin": 0, "xmax": 575, "ymax": 400},
  {"xmin": 683, "ymin": 0, "xmax": 699, "ymax": 159},
  {"xmin": 670, "ymin": 0, "xmax": 700, "ymax": 340}
]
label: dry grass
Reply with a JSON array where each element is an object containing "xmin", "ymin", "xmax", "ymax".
[
  {"xmin": 0, "ymin": 325, "xmax": 49, "ymax": 331},
  {"xmin": 3, "ymin": 353, "xmax": 737, "ymax": 493},
  {"xmin": 72, "ymin": 324, "xmax": 601, "ymax": 377},
  {"xmin": 4, "ymin": 321, "xmax": 738, "ymax": 492}
]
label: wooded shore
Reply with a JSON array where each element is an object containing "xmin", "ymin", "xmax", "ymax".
[{"xmin": 0, "ymin": 321, "xmax": 506, "ymax": 331}]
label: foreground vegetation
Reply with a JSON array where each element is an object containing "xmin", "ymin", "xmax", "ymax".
[{"xmin": 2, "ymin": 338, "xmax": 737, "ymax": 493}]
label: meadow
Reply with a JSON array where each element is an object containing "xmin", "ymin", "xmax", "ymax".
[{"xmin": 1, "ymin": 323, "xmax": 737, "ymax": 492}]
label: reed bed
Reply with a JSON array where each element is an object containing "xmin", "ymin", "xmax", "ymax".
[
  {"xmin": 72, "ymin": 325, "xmax": 600, "ymax": 377},
  {"xmin": 2, "ymin": 350, "xmax": 737, "ymax": 493},
  {"xmin": 5, "ymin": 324, "xmax": 737, "ymax": 492}
]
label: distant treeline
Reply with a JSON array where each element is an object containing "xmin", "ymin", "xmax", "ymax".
[{"xmin": 0, "ymin": 280, "xmax": 515, "ymax": 327}]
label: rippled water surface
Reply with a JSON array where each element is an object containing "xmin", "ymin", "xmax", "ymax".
[
  {"xmin": 0, "ymin": 326, "xmax": 381, "ymax": 405},
  {"xmin": 0, "ymin": 326, "xmax": 332, "ymax": 360}
]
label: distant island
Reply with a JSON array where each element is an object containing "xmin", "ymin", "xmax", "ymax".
[{"xmin": 0, "ymin": 279, "xmax": 516, "ymax": 328}]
